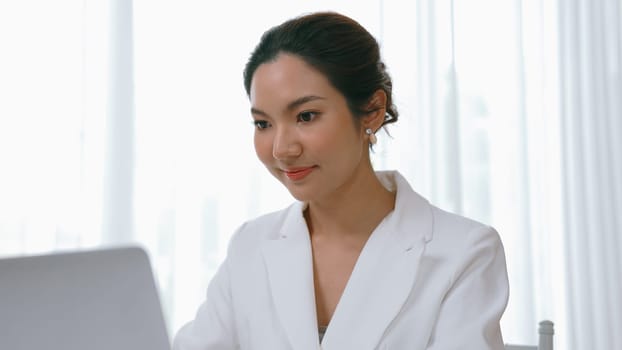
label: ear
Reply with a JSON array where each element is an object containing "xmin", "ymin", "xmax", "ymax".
[{"xmin": 361, "ymin": 89, "xmax": 388, "ymax": 132}]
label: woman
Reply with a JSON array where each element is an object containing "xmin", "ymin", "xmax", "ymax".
[{"xmin": 174, "ymin": 12, "xmax": 508, "ymax": 350}]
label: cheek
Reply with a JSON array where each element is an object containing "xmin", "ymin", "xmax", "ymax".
[
  {"xmin": 254, "ymin": 133, "xmax": 273, "ymax": 164},
  {"xmin": 312, "ymin": 122, "xmax": 361, "ymax": 156}
]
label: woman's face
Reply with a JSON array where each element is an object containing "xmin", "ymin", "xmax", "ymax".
[{"xmin": 250, "ymin": 53, "xmax": 368, "ymax": 202}]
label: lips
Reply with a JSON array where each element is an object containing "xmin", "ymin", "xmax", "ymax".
[{"xmin": 282, "ymin": 166, "xmax": 316, "ymax": 181}]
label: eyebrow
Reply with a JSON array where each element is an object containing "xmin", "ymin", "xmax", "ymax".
[{"xmin": 251, "ymin": 95, "xmax": 326, "ymax": 117}]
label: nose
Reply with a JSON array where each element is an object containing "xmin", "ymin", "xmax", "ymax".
[{"xmin": 272, "ymin": 126, "xmax": 302, "ymax": 160}]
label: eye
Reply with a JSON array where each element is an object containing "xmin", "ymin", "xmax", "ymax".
[
  {"xmin": 253, "ymin": 120, "xmax": 271, "ymax": 130},
  {"xmin": 297, "ymin": 111, "xmax": 318, "ymax": 123}
]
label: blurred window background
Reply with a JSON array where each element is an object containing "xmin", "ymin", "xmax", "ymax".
[{"xmin": 1, "ymin": 1, "xmax": 620, "ymax": 349}]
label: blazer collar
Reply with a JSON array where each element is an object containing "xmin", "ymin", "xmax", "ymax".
[
  {"xmin": 261, "ymin": 171, "xmax": 434, "ymax": 350},
  {"xmin": 376, "ymin": 170, "xmax": 434, "ymax": 247},
  {"xmin": 261, "ymin": 202, "xmax": 320, "ymax": 350}
]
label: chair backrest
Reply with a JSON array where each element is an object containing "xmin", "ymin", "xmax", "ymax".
[{"xmin": 505, "ymin": 320, "xmax": 554, "ymax": 350}]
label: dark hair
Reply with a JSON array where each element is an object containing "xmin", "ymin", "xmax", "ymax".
[{"xmin": 243, "ymin": 12, "xmax": 398, "ymax": 127}]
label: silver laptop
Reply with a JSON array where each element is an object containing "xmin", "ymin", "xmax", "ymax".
[{"xmin": 0, "ymin": 246, "xmax": 171, "ymax": 350}]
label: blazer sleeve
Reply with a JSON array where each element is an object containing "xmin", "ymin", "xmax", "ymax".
[
  {"xmin": 172, "ymin": 257, "xmax": 239, "ymax": 350},
  {"xmin": 426, "ymin": 226, "xmax": 509, "ymax": 350},
  {"xmin": 172, "ymin": 221, "xmax": 251, "ymax": 350}
]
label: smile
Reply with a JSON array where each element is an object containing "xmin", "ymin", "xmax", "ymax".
[{"xmin": 283, "ymin": 166, "xmax": 316, "ymax": 181}]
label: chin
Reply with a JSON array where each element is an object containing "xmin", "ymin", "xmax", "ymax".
[
  {"xmin": 282, "ymin": 184, "xmax": 318, "ymax": 202},
  {"xmin": 284, "ymin": 187, "xmax": 312, "ymax": 202},
  {"xmin": 271, "ymin": 170, "xmax": 324, "ymax": 202}
]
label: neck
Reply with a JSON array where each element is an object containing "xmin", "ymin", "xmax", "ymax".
[{"xmin": 304, "ymin": 166, "xmax": 395, "ymax": 240}]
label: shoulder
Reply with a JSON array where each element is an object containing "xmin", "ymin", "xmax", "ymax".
[
  {"xmin": 386, "ymin": 170, "xmax": 504, "ymax": 267},
  {"xmin": 426, "ymin": 205, "xmax": 507, "ymax": 290},
  {"xmin": 432, "ymin": 206, "xmax": 499, "ymax": 242},
  {"xmin": 384, "ymin": 170, "xmax": 502, "ymax": 254},
  {"xmin": 430, "ymin": 205, "xmax": 503, "ymax": 256}
]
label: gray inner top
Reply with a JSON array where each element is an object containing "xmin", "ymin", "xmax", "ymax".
[{"xmin": 319, "ymin": 326, "xmax": 328, "ymax": 343}]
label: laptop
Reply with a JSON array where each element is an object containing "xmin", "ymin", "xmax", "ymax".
[{"xmin": 0, "ymin": 246, "xmax": 171, "ymax": 350}]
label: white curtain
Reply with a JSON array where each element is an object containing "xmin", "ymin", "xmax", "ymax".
[
  {"xmin": 0, "ymin": 0, "xmax": 109, "ymax": 252},
  {"xmin": 558, "ymin": 0, "xmax": 622, "ymax": 348},
  {"xmin": 1, "ymin": 1, "xmax": 620, "ymax": 348}
]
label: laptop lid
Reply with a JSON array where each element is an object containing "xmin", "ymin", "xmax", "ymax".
[{"xmin": 0, "ymin": 246, "xmax": 171, "ymax": 350}]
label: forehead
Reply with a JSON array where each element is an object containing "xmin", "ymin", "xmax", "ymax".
[{"xmin": 250, "ymin": 53, "xmax": 341, "ymax": 108}]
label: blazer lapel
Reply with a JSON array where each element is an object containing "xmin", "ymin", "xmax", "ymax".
[
  {"xmin": 261, "ymin": 203, "xmax": 320, "ymax": 350},
  {"xmin": 321, "ymin": 172, "xmax": 434, "ymax": 350}
]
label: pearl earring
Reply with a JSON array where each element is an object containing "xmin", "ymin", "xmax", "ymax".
[{"xmin": 365, "ymin": 128, "xmax": 377, "ymax": 145}]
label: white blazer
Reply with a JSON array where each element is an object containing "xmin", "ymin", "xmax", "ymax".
[{"xmin": 173, "ymin": 171, "xmax": 509, "ymax": 350}]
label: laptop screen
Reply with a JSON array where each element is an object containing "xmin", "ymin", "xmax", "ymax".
[{"xmin": 0, "ymin": 246, "xmax": 171, "ymax": 350}]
